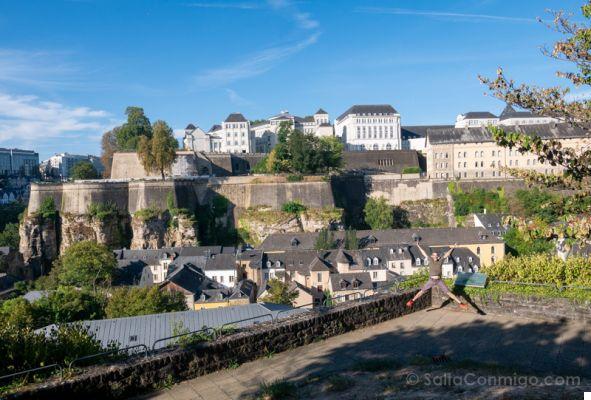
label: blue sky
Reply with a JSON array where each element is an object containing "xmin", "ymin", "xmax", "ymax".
[{"xmin": 0, "ymin": 0, "xmax": 585, "ymax": 159}]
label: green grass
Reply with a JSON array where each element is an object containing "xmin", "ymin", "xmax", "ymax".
[
  {"xmin": 257, "ymin": 379, "xmax": 298, "ymax": 400},
  {"xmin": 133, "ymin": 206, "xmax": 162, "ymax": 221}
]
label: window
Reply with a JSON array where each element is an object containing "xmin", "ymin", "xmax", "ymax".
[
  {"xmin": 317, "ymin": 272, "xmax": 322, "ymax": 282},
  {"xmin": 476, "ymin": 247, "xmax": 480, "ymax": 255},
  {"xmin": 491, "ymin": 246, "xmax": 495, "ymax": 254},
  {"xmin": 220, "ymin": 276, "xmax": 224, "ymax": 283},
  {"xmin": 229, "ymin": 276, "xmax": 234, "ymax": 282},
  {"xmin": 372, "ymin": 271, "xmax": 378, "ymax": 279},
  {"xmin": 416, "ymin": 258, "xmax": 421, "ymax": 266},
  {"xmin": 373, "ymin": 257, "xmax": 379, "ymax": 265}
]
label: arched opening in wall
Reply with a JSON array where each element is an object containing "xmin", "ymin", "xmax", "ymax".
[
  {"xmin": 386, "ymin": 143, "xmax": 392, "ymax": 150},
  {"xmin": 372, "ymin": 144, "xmax": 378, "ymax": 150}
]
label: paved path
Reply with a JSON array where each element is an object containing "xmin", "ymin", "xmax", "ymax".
[{"xmin": 137, "ymin": 308, "xmax": 590, "ymax": 400}]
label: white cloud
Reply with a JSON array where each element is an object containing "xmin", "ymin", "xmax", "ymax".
[
  {"xmin": 356, "ymin": 7, "xmax": 535, "ymax": 24},
  {"xmin": 193, "ymin": 33, "xmax": 319, "ymax": 87},
  {"xmin": 225, "ymin": 88, "xmax": 253, "ymax": 107},
  {"xmin": 0, "ymin": 92, "xmax": 113, "ymax": 149}
]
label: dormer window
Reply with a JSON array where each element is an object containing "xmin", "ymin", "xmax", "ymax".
[
  {"xmin": 398, "ymin": 248, "xmax": 403, "ymax": 254},
  {"xmin": 340, "ymin": 280, "xmax": 347, "ymax": 289},
  {"xmin": 458, "ymin": 266, "xmax": 463, "ymax": 273},
  {"xmin": 455, "ymin": 256, "xmax": 460, "ymax": 263},
  {"xmin": 266, "ymin": 261, "xmax": 272, "ymax": 268},
  {"xmin": 366, "ymin": 257, "xmax": 371, "ymax": 267},
  {"xmin": 275, "ymin": 261, "xmax": 281, "ymax": 268},
  {"xmin": 474, "ymin": 265, "xmax": 479, "ymax": 272},
  {"xmin": 372, "ymin": 257, "xmax": 379, "ymax": 266},
  {"xmin": 291, "ymin": 238, "xmax": 300, "ymax": 246},
  {"xmin": 416, "ymin": 258, "xmax": 421, "ymax": 266},
  {"xmin": 389, "ymin": 248, "xmax": 394, "ymax": 254},
  {"xmin": 352, "ymin": 279, "xmax": 361, "ymax": 288},
  {"xmin": 468, "ymin": 256, "xmax": 473, "ymax": 262}
]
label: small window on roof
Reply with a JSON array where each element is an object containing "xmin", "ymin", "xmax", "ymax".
[{"xmin": 129, "ymin": 335, "xmax": 138, "ymax": 342}]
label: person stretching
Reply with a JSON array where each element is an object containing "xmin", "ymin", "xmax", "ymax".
[{"xmin": 406, "ymin": 242, "xmax": 468, "ymax": 310}]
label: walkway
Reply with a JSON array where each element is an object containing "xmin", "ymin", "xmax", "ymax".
[{"xmin": 137, "ymin": 308, "xmax": 590, "ymax": 400}]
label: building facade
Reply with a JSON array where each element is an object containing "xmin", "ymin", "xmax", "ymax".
[
  {"xmin": 426, "ymin": 123, "xmax": 591, "ymax": 180},
  {"xmin": 41, "ymin": 153, "xmax": 103, "ymax": 180},
  {"xmin": 0, "ymin": 148, "xmax": 39, "ymax": 177},
  {"xmin": 455, "ymin": 106, "xmax": 558, "ymax": 129},
  {"xmin": 335, "ymin": 105, "xmax": 402, "ymax": 151}
]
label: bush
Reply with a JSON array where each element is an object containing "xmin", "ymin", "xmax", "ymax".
[
  {"xmin": 402, "ymin": 166, "xmax": 421, "ymax": 174},
  {"xmin": 69, "ymin": 161, "xmax": 99, "ymax": 180},
  {"xmin": 281, "ymin": 200, "xmax": 306, "ymax": 214},
  {"xmin": 452, "ymin": 188, "xmax": 507, "ymax": 217},
  {"xmin": 286, "ymin": 174, "xmax": 303, "ymax": 182},
  {"xmin": 364, "ymin": 196, "xmax": 393, "ymax": 229},
  {"xmin": 0, "ymin": 223, "xmax": 20, "ymax": 248},
  {"xmin": 87, "ymin": 202, "xmax": 118, "ymax": 221},
  {"xmin": 50, "ymin": 241, "xmax": 117, "ymax": 289},
  {"xmin": 503, "ymin": 227, "xmax": 554, "ymax": 256},
  {"xmin": 37, "ymin": 197, "xmax": 57, "ymax": 220},
  {"xmin": 0, "ymin": 202, "xmax": 26, "ymax": 231},
  {"xmin": 482, "ymin": 254, "xmax": 591, "ymax": 288},
  {"xmin": 133, "ymin": 205, "xmax": 162, "ymax": 221},
  {"xmin": 105, "ymin": 287, "xmax": 187, "ymax": 318},
  {"xmin": 314, "ymin": 228, "xmax": 336, "ymax": 250}
]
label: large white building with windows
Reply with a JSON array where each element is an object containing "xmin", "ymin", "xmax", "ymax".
[
  {"xmin": 183, "ymin": 113, "xmax": 254, "ymax": 154},
  {"xmin": 334, "ymin": 104, "xmax": 402, "ymax": 151},
  {"xmin": 455, "ymin": 105, "xmax": 558, "ymax": 128}
]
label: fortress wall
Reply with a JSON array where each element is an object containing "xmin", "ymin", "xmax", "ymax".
[{"xmin": 367, "ymin": 176, "xmax": 436, "ymax": 205}]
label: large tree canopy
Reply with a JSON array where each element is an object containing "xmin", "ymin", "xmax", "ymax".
[
  {"xmin": 137, "ymin": 120, "xmax": 178, "ymax": 179},
  {"xmin": 115, "ymin": 106, "xmax": 153, "ymax": 151},
  {"xmin": 479, "ymin": 1, "xmax": 591, "ymax": 246}
]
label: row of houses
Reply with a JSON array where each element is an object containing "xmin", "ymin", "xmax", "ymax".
[{"xmin": 114, "ymin": 226, "xmax": 505, "ymax": 310}]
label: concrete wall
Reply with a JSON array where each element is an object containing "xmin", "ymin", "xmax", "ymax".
[{"xmin": 6, "ymin": 289, "xmax": 428, "ymax": 400}]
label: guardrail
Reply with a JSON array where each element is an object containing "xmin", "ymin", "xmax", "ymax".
[
  {"xmin": 152, "ymin": 327, "xmax": 216, "ymax": 351},
  {"xmin": 0, "ymin": 282, "xmax": 417, "ymax": 387},
  {"xmin": 68, "ymin": 344, "xmax": 149, "ymax": 370}
]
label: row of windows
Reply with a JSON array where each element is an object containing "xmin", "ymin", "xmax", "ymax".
[
  {"xmin": 226, "ymin": 132, "xmax": 246, "ymax": 137},
  {"xmin": 225, "ymin": 123, "xmax": 247, "ymax": 129},
  {"xmin": 356, "ymin": 125, "xmax": 396, "ymax": 139},
  {"xmin": 226, "ymin": 141, "xmax": 247, "ymax": 146},
  {"xmin": 211, "ymin": 275, "xmax": 235, "ymax": 284}
]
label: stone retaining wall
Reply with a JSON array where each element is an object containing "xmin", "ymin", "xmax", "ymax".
[
  {"xmin": 7, "ymin": 289, "xmax": 428, "ymax": 400},
  {"xmin": 432, "ymin": 288, "xmax": 591, "ymax": 322}
]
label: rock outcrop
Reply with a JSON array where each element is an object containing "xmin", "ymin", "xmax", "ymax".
[
  {"xmin": 60, "ymin": 213, "xmax": 130, "ymax": 253},
  {"xmin": 238, "ymin": 206, "xmax": 344, "ymax": 246},
  {"xmin": 130, "ymin": 211, "xmax": 198, "ymax": 249},
  {"xmin": 165, "ymin": 214, "xmax": 198, "ymax": 247},
  {"xmin": 19, "ymin": 214, "xmax": 58, "ymax": 270}
]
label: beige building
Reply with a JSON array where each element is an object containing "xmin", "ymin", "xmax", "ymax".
[{"xmin": 426, "ymin": 123, "xmax": 591, "ymax": 180}]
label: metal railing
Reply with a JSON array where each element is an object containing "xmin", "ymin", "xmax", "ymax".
[
  {"xmin": 152, "ymin": 327, "xmax": 216, "ymax": 351},
  {"xmin": 0, "ymin": 283, "xmax": 422, "ymax": 386},
  {"xmin": 68, "ymin": 344, "xmax": 150, "ymax": 371},
  {"xmin": 0, "ymin": 364, "xmax": 62, "ymax": 385},
  {"xmin": 219, "ymin": 314, "xmax": 274, "ymax": 335}
]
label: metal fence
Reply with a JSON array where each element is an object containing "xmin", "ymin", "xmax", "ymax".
[{"xmin": 0, "ymin": 279, "xmax": 407, "ymax": 386}]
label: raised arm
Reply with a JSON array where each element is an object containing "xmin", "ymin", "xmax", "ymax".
[
  {"xmin": 415, "ymin": 242, "xmax": 429, "ymax": 258},
  {"xmin": 442, "ymin": 243, "xmax": 458, "ymax": 259}
]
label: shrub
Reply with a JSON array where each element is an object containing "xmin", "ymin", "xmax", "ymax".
[
  {"xmin": 133, "ymin": 205, "xmax": 162, "ymax": 221},
  {"xmin": 87, "ymin": 202, "xmax": 118, "ymax": 221},
  {"xmin": 37, "ymin": 197, "xmax": 57, "ymax": 220},
  {"xmin": 402, "ymin": 166, "xmax": 421, "ymax": 174},
  {"xmin": 70, "ymin": 161, "xmax": 99, "ymax": 180},
  {"xmin": 452, "ymin": 188, "xmax": 507, "ymax": 217},
  {"xmin": 0, "ymin": 202, "xmax": 26, "ymax": 230},
  {"xmin": 0, "ymin": 223, "xmax": 20, "ymax": 248},
  {"xmin": 105, "ymin": 287, "xmax": 187, "ymax": 318},
  {"xmin": 286, "ymin": 174, "xmax": 303, "ymax": 182},
  {"xmin": 364, "ymin": 196, "xmax": 393, "ymax": 229},
  {"xmin": 281, "ymin": 200, "xmax": 307, "ymax": 214},
  {"xmin": 51, "ymin": 241, "xmax": 117, "ymax": 289},
  {"xmin": 314, "ymin": 228, "xmax": 336, "ymax": 250}
]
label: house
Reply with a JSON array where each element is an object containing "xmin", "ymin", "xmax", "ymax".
[
  {"xmin": 473, "ymin": 213, "xmax": 508, "ymax": 237},
  {"xmin": 37, "ymin": 303, "xmax": 305, "ymax": 350},
  {"xmin": 334, "ymin": 105, "xmax": 402, "ymax": 151},
  {"xmin": 160, "ymin": 263, "xmax": 250, "ymax": 310}
]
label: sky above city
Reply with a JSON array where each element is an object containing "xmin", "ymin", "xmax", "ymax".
[{"xmin": 0, "ymin": 0, "xmax": 587, "ymax": 160}]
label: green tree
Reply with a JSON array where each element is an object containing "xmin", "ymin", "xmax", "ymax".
[
  {"xmin": 115, "ymin": 106, "xmax": 153, "ymax": 151},
  {"xmin": 262, "ymin": 278, "xmax": 298, "ymax": 306},
  {"xmin": 100, "ymin": 127, "xmax": 119, "ymax": 178},
  {"xmin": 69, "ymin": 160, "xmax": 99, "ymax": 180},
  {"xmin": 344, "ymin": 228, "xmax": 359, "ymax": 250},
  {"xmin": 0, "ymin": 222, "xmax": 19, "ymax": 248},
  {"xmin": 0, "ymin": 202, "xmax": 25, "ymax": 230},
  {"xmin": 318, "ymin": 136, "xmax": 344, "ymax": 172},
  {"xmin": 314, "ymin": 228, "xmax": 336, "ymax": 250},
  {"xmin": 105, "ymin": 286, "xmax": 187, "ymax": 318},
  {"xmin": 392, "ymin": 206, "xmax": 411, "ymax": 228},
  {"xmin": 0, "ymin": 297, "xmax": 36, "ymax": 329},
  {"xmin": 281, "ymin": 200, "xmax": 307, "ymax": 214},
  {"xmin": 479, "ymin": 1, "xmax": 591, "ymax": 243},
  {"xmin": 137, "ymin": 120, "xmax": 178, "ymax": 179},
  {"xmin": 51, "ymin": 241, "xmax": 117, "ymax": 289},
  {"xmin": 34, "ymin": 287, "xmax": 105, "ymax": 328},
  {"xmin": 503, "ymin": 227, "xmax": 554, "ymax": 256},
  {"xmin": 364, "ymin": 197, "xmax": 393, "ymax": 229},
  {"xmin": 37, "ymin": 197, "xmax": 57, "ymax": 220}
]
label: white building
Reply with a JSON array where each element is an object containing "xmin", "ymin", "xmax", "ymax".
[
  {"xmin": 455, "ymin": 106, "xmax": 558, "ymax": 129},
  {"xmin": 41, "ymin": 153, "xmax": 103, "ymax": 180},
  {"xmin": 251, "ymin": 108, "xmax": 334, "ymax": 153},
  {"xmin": 183, "ymin": 113, "xmax": 253, "ymax": 154},
  {"xmin": 455, "ymin": 112, "xmax": 499, "ymax": 128},
  {"xmin": 183, "ymin": 124, "xmax": 221, "ymax": 153},
  {"xmin": 334, "ymin": 104, "xmax": 402, "ymax": 151}
]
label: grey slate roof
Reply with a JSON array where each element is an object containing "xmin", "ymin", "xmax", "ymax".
[
  {"xmin": 461, "ymin": 111, "xmax": 497, "ymax": 119},
  {"xmin": 315, "ymin": 108, "xmax": 328, "ymax": 115},
  {"xmin": 224, "ymin": 113, "xmax": 248, "ymax": 123},
  {"xmin": 474, "ymin": 213, "xmax": 508, "ymax": 235},
  {"xmin": 499, "ymin": 105, "xmax": 539, "ymax": 120},
  {"xmin": 209, "ymin": 124, "xmax": 222, "ymax": 132},
  {"xmin": 401, "ymin": 125, "xmax": 453, "ymax": 139},
  {"xmin": 261, "ymin": 228, "xmax": 503, "ymax": 251},
  {"xmin": 330, "ymin": 272, "xmax": 374, "ymax": 291},
  {"xmin": 38, "ymin": 303, "xmax": 305, "ymax": 350},
  {"xmin": 185, "ymin": 123, "xmax": 196, "ymax": 130},
  {"xmin": 427, "ymin": 123, "xmax": 589, "ymax": 145},
  {"xmin": 337, "ymin": 105, "xmax": 398, "ymax": 121},
  {"xmin": 23, "ymin": 290, "xmax": 51, "ymax": 303}
]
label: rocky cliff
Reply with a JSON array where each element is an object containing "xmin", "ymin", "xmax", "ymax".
[
  {"xmin": 19, "ymin": 214, "xmax": 58, "ymax": 270},
  {"xmin": 238, "ymin": 206, "xmax": 343, "ymax": 246},
  {"xmin": 60, "ymin": 213, "xmax": 130, "ymax": 253},
  {"xmin": 130, "ymin": 211, "xmax": 198, "ymax": 250}
]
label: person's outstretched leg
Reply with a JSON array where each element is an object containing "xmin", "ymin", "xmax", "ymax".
[
  {"xmin": 406, "ymin": 279, "xmax": 436, "ymax": 308},
  {"xmin": 436, "ymin": 280, "xmax": 467, "ymax": 310}
]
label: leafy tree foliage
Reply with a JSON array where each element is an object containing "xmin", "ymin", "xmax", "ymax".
[
  {"xmin": 50, "ymin": 241, "xmax": 117, "ymax": 289},
  {"xmin": 137, "ymin": 120, "xmax": 178, "ymax": 179},
  {"xmin": 449, "ymin": 185, "xmax": 507, "ymax": 217},
  {"xmin": 69, "ymin": 160, "xmax": 99, "ymax": 180},
  {"xmin": 344, "ymin": 228, "xmax": 359, "ymax": 250},
  {"xmin": 262, "ymin": 278, "xmax": 298, "ymax": 306},
  {"xmin": 105, "ymin": 287, "xmax": 187, "ymax": 318},
  {"xmin": 0, "ymin": 222, "xmax": 19, "ymax": 248},
  {"xmin": 503, "ymin": 227, "xmax": 555, "ymax": 256},
  {"xmin": 479, "ymin": 1, "xmax": 591, "ymax": 244},
  {"xmin": 0, "ymin": 202, "xmax": 25, "ymax": 230},
  {"xmin": 392, "ymin": 206, "xmax": 411, "ymax": 228},
  {"xmin": 33, "ymin": 287, "xmax": 105, "ymax": 328},
  {"xmin": 87, "ymin": 202, "xmax": 119, "ymax": 221},
  {"xmin": 115, "ymin": 106, "xmax": 153, "ymax": 151},
  {"xmin": 364, "ymin": 197, "xmax": 393, "ymax": 230},
  {"xmin": 256, "ymin": 122, "xmax": 343, "ymax": 174},
  {"xmin": 36, "ymin": 197, "xmax": 57, "ymax": 220},
  {"xmin": 100, "ymin": 128, "xmax": 119, "ymax": 178},
  {"xmin": 314, "ymin": 228, "xmax": 336, "ymax": 250}
]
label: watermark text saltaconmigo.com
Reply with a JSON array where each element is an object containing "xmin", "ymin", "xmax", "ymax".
[{"xmin": 406, "ymin": 372, "xmax": 581, "ymax": 387}]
